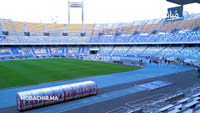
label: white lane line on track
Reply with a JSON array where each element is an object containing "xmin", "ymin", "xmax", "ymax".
[{"xmin": 106, "ymin": 106, "xmax": 128, "ymax": 113}]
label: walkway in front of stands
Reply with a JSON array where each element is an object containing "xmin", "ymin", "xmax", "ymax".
[{"xmin": 0, "ymin": 62, "xmax": 195, "ymax": 112}]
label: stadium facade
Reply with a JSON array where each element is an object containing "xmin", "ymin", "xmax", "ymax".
[{"xmin": 0, "ymin": 13, "xmax": 200, "ymax": 63}]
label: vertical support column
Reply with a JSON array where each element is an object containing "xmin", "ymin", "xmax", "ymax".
[
  {"xmin": 82, "ymin": 2, "xmax": 85, "ymax": 33},
  {"xmin": 0, "ymin": 21, "xmax": 6, "ymax": 31},
  {"xmin": 44, "ymin": 24, "xmax": 47, "ymax": 33},
  {"xmin": 23, "ymin": 22, "xmax": 28, "ymax": 32},
  {"xmin": 64, "ymin": 24, "xmax": 67, "ymax": 33},
  {"xmin": 82, "ymin": 3, "xmax": 84, "ymax": 25},
  {"xmin": 68, "ymin": 1, "xmax": 70, "ymax": 24}
]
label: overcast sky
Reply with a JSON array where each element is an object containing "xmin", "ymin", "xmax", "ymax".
[{"xmin": 0, "ymin": 0, "xmax": 199, "ymax": 24}]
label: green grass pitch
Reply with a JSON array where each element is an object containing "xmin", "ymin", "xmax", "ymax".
[{"xmin": 0, "ymin": 58, "xmax": 141, "ymax": 89}]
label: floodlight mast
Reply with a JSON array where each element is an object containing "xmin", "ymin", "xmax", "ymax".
[
  {"xmin": 68, "ymin": 0, "xmax": 84, "ymax": 25},
  {"xmin": 68, "ymin": 0, "xmax": 70, "ymax": 24}
]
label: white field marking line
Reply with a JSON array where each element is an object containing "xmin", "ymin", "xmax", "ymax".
[
  {"xmin": 125, "ymin": 93, "xmax": 167, "ymax": 107},
  {"xmin": 106, "ymin": 106, "xmax": 129, "ymax": 113}
]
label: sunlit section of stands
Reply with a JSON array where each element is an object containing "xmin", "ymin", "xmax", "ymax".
[
  {"xmin": 129, "ymin": 25, "xmax": 139, "ymax": 34},
  {"xmin": 0, "ymin": 48, "xmax": 11, "ymax": 56},
  {"xmin": 181, "ymin": 17, "xmax": 200, "ymax": 31},
  {"xmin": 13, "ymin": 22, "xmax": 24, "ymax": 33},
  {"xmin": 46, "ymin": 23, "xmax": 64, "ymax": 33},
  {"xmin": 2, "ymin": 20, "xmax": 14, "ymax": 32},
  {"xmin": 68, "ymin": 24, "xmax": 81, "ymax": 33},
  {"xmin": 25, "ymin": 22, "xmax": 45, "ymax": 33},
  {"xmin": 140, "ymin": 23, "xmax": 159, "ymax": 33},
  {"xmin": 103, "ymin": 26, "xmax": 118, "ymax": 35},
  {"xmin": 140, "ymin": 19, "xmax": 160, "ymax": 33},
  {"xmin": 119, "ymin": 21, "xmax": 142, "ymax": 35},
  {"xmin": 122, "ymin": 24, "xmax": 139, "ymax": 34},
  {"xmin": 160, "ymin": 21, "xmax": 181, "ymax": 32},
  {"xmin": 67, "ymin": 24, "xmax": 94, "ymax": 34},
  {"xmin": 84, "ymin": 24, "xmax": 94, "ymax": 34},
  {"xmin": 33, "ymin": 47, "xmax": 48, "ymax": 56},
  {"xmin": 92, "ymin": 28, "xmax": 101, "ymax": 35},
  {"xmin": 67, "ymin": 47, "xmax": 80, "ymax": 56},
  {"xmin": 50, "ymin": 47, "xmax": 64, "ymax": 56},
  {"xmin": 1, "ymin": 20, "xmax": 94, "ymax": 35}
]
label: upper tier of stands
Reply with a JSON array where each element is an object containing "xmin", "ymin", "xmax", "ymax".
[
  {"xmin": 0, "ymin": 20, "xmax": 94, "ymax": 35},
  {"xmin": 0, "ymin": 13, "xmax": 200, "ymax": 44},
  {"xmin": 92, "ymin": 14, "xmax": 200, "ymax": 35}
]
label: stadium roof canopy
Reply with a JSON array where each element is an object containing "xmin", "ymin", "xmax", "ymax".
[{"xmin": 167, "ymin": 0, "xmax": 200, "ymax": 5}]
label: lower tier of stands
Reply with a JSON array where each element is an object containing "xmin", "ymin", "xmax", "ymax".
[{"xmin": 0, "ymin": 46, "xmax": 200, "ymax": 61}]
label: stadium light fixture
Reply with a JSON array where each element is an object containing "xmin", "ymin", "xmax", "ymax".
[{"xmin": 68, "ymin": 0, "xmax": 84, "ymax": 24}]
